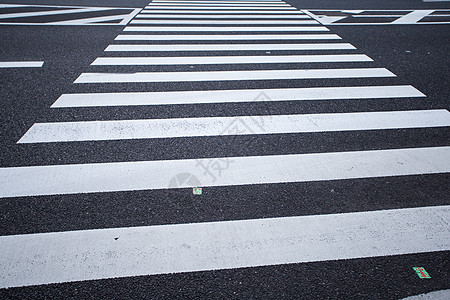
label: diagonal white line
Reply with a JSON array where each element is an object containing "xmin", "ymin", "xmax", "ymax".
[
  {"xmin": 0, "ymin": 7, "xmax": 116, "ymax": 20},
  {"xmin": 391, "ymin": 10, "xmax": 435, "ymax": 24}
]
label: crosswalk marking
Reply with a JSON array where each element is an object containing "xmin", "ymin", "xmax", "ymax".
[
  {"xmin": 91, "ymin": 54, "xmax": 372, "ymax": 65},
  {"xmin": 147, "ymin": 3, "xmax": 291, "ymax": 6},
  {"xmin": 115, "ymin": 33, "xmax": 339, "ymax": 40},
  {"xmin": 74, "ymin": 68, "xmax": 395, "ymax": 83},
  {"xmin": 131, "ymin": 19, "xmax": 318, "ymax": 24},
  {"xmin": 152, "ymin": 1, "xmax": 286, "ymax": 3},
  {"xmin": 4, "ymin": 0, "xmax": 449, "ymax": 290},
  {"xmin": 124, "ymin": 26, "xmax": 329, "ymax": 31},
  {"xmin": 105, "ymin": 43, "xmax": 355, "ymax": 51},
  {"xmin": 0, "ymin": 61, "xmax": 44, "ymax": 68},
  {"xmin": 153, "ymin": 0, "xmax": 286, "ymax": 2},
  {"xmin": 2, "ymin": 146, "xmax": 449, "ymax": 198},
  {"xmin": 144, "ymin": 6, "xmax": 297, "ymax": 10},
  {"xmin": 51, "ymin": 86, "xmax": 425, "ymax": 107},
  {"xmin": 1, "ymin": 205, "xmax": 448, "ymax": 289},
  {"xmin": 133, "ymin": 14, "xmax": 311, "ymax": 18},
  {"xmin": 18, "ymin": 110, "xmax": 450, "ymax": 143},
  {"xmin": 137, "ymin": 10, "xmax": 300, "ymax": 13},
  {"xmin": 152, "ymin": 1, "xmax": 286, "ymax": 2}
]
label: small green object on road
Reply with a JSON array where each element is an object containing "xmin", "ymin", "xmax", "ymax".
[
  {"xmin": 413, "ymin": 267, "xmax": 431, "ymax": 278},
  {"xmin": 193, "ymin": 188, "xmax": 202, "ymax": 195}
]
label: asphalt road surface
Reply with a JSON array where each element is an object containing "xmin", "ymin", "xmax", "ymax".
[{"xmin": 0, "ymin": 0, "xmax": 449, "ymax": 299}]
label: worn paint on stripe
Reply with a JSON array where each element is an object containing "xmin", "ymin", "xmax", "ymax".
[
  {"xmin": 91, "ymin": 54, "xmax": 372, "ymax": 65},
  {"xmin": 18, "ymin": 110, "xmax": 450, "ymax": 143},
  {"xmin": 0, "ymin": 206, "xmax": 449, "ymax": 288},
  {"xmin": 104, "ymin": 43, "xmax": 355, "ymax": 51},
  {"xmin": 52, "ymin": 86, "xmax": 425, "ymax": 107},
  {"xmin": 1, "ymin": 147, "xmax": 449, "ymax": 198},
  {"xmin": 74, "ymin": 68, "xmax": 395, "ymax": 83}
]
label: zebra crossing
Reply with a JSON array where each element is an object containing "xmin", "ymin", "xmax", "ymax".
[{"xmin": 1, "ymin": 0, "xmax": 449, "ymax": 292}]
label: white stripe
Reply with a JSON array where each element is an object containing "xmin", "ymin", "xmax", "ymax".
[
  {"xmin": 0, "ymin": 7, "xmax": 113, "ymax": 20},
  {"xmin": 391, "ymin": 10, "xmax": 434, "ymax": 24},
  {"xmin": 131, "ymin": 19, "xmax": 316, "ymax": 24},
  {"xmin": 48, "ymin": 14, "xmax": 138, "ymax": 25},
  {"xmin": 151, "ymin": 0, "xmax": 285, "ymax": 4},
  {"xmin": 134, "ymin": 14, "xmax": 309, "ymax": 18},
  {"xmin": 0, "ymin": 61, "xmax": 44, "ymax": 68},
  {"xmin": 74, "ymin": 68, "xmax": 395, "ymax": 83},
  {"xmin": 152, "ymin": 1, "xmax": 285, "ymax": 2},
  {"xmin": 153, "ymin": 0, "xmax": 285, "ymax": 2},
  {"xmin": 115, "ymin": 34, "xmax": 338, "ymax": 40},
  {"xmin": 144, "ymin": 6, "xmax": 297, "ymax": 9},
  {"xmin": 91, "ymin": 54, "xmax": 372, "ymax": 65},
  {"xmin": 147, "ymin": 3, "xmax": 291, "ymax": 6},
  {"xmin": 52, "ymin": 85, "xmax": 425, "ymax": 107},
  {"xmin": 138, "ymin": 10, "xmax": 299, "ymax": 13},
  {"xmin": 18, "ymin": 110, "xmax": 450, "ymax": 143},
  {"xmin": 152, "ymin": 1, "xmax": 286, "ymax": 3},
  {"xmin": 0, "ymin": 146, "xmax": 449, "ymax": 198},
  {"xmin": 124, "ymin": 26, "xmax": 329, "ymax": 31},
  {"xmin": 104, "ymin": 43, "xmax": 355, "ymax": 51},
  {"xmin": 1, "ymin": 205, "xmax": 449, "ymax": 288}
]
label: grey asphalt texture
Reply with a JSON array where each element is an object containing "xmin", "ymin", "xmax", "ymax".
[{"xmin": 0, "ymin": 0, "xmax": 449, "ymax": 299}]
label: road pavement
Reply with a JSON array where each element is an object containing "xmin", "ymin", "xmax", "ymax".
[{"xmin": 0, "ymin": 0, "xmax": 449, "ymax": 298}]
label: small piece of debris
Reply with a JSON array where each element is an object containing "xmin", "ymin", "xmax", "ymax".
[
  {"xmin": 405, "ymin": 50, "xmax": 411, "ymax": 53},
  {"xmin": 193, "ymin": 187, "xmax": 202, "ymax": 195},
  {"xmin": 114, "ymin": 237, "xmax": 119, "ymax": 240}
]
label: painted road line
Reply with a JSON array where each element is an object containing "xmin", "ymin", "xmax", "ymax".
[
  {"xmin": 151, "ymin": 1, "xmax": 286, "ymax": 3},
  {"xmin": 131, "ymin": 19, "xmax": 317, "ymax": 24},
  {"xmin": 124, "ymin": 26, "xmax": 329, "ymax": 31},
  {"xmin": 91, "ymin": 54, "xmax": 372, "ymax": 65},
  {"xmin": 131, "ymin": 19, "xmax": 320, "ymax": 25},
  {"xmin": 18, "ymin": 110, "xmax": 450, "ymax": 143},
  {"xmin": 147, "ymin": 2, "xmax": 292, "ymax": 8},
  {"xmin": 0, "ymin": 61, "xmax": 44, "ymax": 68},
  {"xmin": 144, "ymin": 7, "xmax": 297, "ymax": 10},
  {"xmin": 152, "ymin": 1, "xmax": 286, "ymax": 3},
  {"xmin": 0, "ymin": 7, "xmax": 114, "ymax": 20},
  {"xmin": 391, "ymin": 10, "xmax": 435, "ymax": 24},
  {"xmin": 138, "ymin": 10, "xmax": 301, "ymax": 13},
  {"xmin": 1, "ymin": 205, "xmax": 449, "ymax": 289},
  {"xmin": 115, "ymin": 33, "xmax": 338, "ymax": 40},
  {"xmin": 52, "ymin": 85, "xmax": 425, "ymax": 107},
  {"xmin": 105, "ymin": 43, "xmax": 355, "ymax": 51},
  {"xmin": 74, "ymin": 68, "xmax": 395, "ymax": 83},
  {"xmin": 152, "ymin": 1, "xmax": 286, "ymax": 2},
  {"xmin": 1, "ymin": 146, "xmax": 449, "ymax": 198},
  {"xmin": 134, "ymin": 14, "xmax": 310, "ymax": 18}
]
